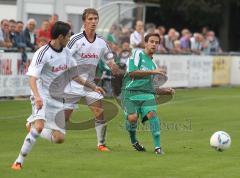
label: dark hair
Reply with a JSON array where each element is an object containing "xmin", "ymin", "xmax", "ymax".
[
  {"xmin": 82, "ymin": 8, "xmax": 99, "ymax": 21},
  {"xmin": 51, "ymin": 21, "xmax": 71, "ymax": 39},
  {"xmin": 9, "ymin": 19, "xmax": 16, "ymax": 23},
  {"xmin": 144, "ymin": 33, "xmax": 160, "ymax": 43},
  {"xmin": 16, "ymin": 21, "xmax": 24, "ymax": 24}
]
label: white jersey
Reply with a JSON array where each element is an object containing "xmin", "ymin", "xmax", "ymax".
[
  {"xmin": 65, "ymin": 31, "xmax": 113, "ymax": 93},
  {"xmin": 27, "ymin": 43, "xmax": 76, "ymax": 98}
]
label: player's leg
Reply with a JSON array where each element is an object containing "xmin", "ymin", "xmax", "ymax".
[
  {"xmin": 145, "ymin": 111, "xmax": 163, "ymax": 154},
  {"xmin": 88, "ymin": 99, "xmax": 109, "ymax": 151},
  {"xmin": 85, "ymin": 91, "xmax": 109, "ymax": 151},
  {"xmin": 141, "ymin": 97, "xmax": 163, "ymax": 154},
  {"xmin": 41, "ymin": 103, "xmax": 66, "ymax": 144},
  {"xmin": 12, "ymin": 119, "xmax": 44, "ymax": 170},
  {"xmin": 122, "ymin": 90, "xmax": 145, "ymax": 151},
  {"xmin": 126, "ymin": 113, "xmax": 146, "ymax": 151}
]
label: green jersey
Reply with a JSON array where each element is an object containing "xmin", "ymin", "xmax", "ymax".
[{"xmin": 122, "ymin": 49, "xmax": 157, "ymax": 92}]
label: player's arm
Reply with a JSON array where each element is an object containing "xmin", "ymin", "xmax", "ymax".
[
  {"xmin": 106, "ymin": 59, "xmax": 124, "ymax": 75},
  {"xmin": 128, "ymin": 51, "xmax": 165, "ymax": 78},
  {"xmin": 129, "ymin": 68, "xmax": 165, "ymax": 78},
  {"xmin": 29, "ymin": 76, "xmax": 43, "ymax": 109},
  {"xmin": 26, "ymin": 49, "xmax": 46, "ymax": 110},
  {"xmin": 72, "ymin": 76, "xmax": 105, "ymax": 95}
]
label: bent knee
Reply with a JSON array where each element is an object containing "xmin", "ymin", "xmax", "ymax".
[
  {"xmin": 34, "ymin": 120, "xmax": 45, "ymax": 133},
  {"xmin": 52, "ymin": 131, "xmax": 65, "ymax": 144}
]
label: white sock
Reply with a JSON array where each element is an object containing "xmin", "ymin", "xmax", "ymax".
[
  {"xmin": 95, "ymin": 119, "xmax": 107, "ymax": 146},
  {"xmin": 15, "ymin": 128, "xmax": 40, "ymax": 165},
  {"xmin": 40, "ymin": 128, "xmax": 54, "ymax": 143}
]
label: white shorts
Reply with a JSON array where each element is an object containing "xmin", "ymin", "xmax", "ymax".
[
  {"xmin": 28, "ymin": 96, "xmax": 66, "ymax": 134},
  {"xmin": 64, "ymin": 84, "xmax": 103, "ymax": 109}
]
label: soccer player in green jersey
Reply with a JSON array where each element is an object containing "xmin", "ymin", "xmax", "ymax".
[{"xmin": 121, "ymin": 33, "xmax": 174, "ymax": 154}]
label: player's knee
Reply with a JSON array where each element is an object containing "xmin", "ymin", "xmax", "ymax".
[
  {"xmin": 146, "ymin": 111, "xmax": 156, "ymax": 119},
  {"xmin": 52, "ymin": 131, "xmax": 65, "ymax": 144},
  {"xmin": 33, "ymin": 120, "xmax": 45, "ymax": 133},
  {"xmin": 128, "ymin": 114, "xmax": 138, "ymax": 123}
]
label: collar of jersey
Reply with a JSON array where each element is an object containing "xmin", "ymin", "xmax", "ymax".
[
  {"xmin": 83, "ymin": 31, "xmax": 97, "ymax": 43},
  {"xmin": 48, "ymin": 41, "xmax": 63, "ymax": 53}
]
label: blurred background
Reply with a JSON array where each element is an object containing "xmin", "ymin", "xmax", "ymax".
[{"xmin": 0, "ymin": 0, "xmax": 240, "ymax": 97}]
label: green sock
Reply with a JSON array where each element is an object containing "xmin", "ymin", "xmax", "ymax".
[
  {"xmin": 126, "ymin": 120, "xmax": 138, "ymax": 144},
  {"xmin": 148, "ymin": 116, "xmax": 161, "ymax": 148}
]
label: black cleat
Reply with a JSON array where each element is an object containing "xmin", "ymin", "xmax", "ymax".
[
  {"xmin": 155, "ymin": 147, "xmax": 164, "ymax": 155},
  {"xmin": 132, "ymin": 142, "xmax": 146, "ymax": 152}
]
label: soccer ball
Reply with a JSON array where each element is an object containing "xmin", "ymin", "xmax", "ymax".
[{"xmin": 210, "ymin": 131, "xmax": 231, "ymax": 151}]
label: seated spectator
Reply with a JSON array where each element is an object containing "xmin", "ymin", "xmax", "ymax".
[
  {"xmin": 23, "ymin": 18, "xmax": 37, "ymax": 51},
  {"xmin": 0, "ymin": 19, "xmax": 13, "ymax": 48},
  {"xmin": 37, "ymin": 20, "xmax": 51, "ymax": 46}
]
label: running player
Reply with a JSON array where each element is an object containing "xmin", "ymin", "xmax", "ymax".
[
  {"xmin": 11, "ymin": 21, "xmax": 104, "ymax": 170},
  {"xmin": 64, "ymin": 8, "xmax": 120, "ymax": 151},
  {"xmin": 121, "ymin": 33, "xmax": 174, "ymax": 154}
]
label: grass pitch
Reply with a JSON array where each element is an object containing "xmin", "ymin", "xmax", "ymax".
[{"xmin": 0, "ymin": 87, "xmax": 240, "ymax": 178}]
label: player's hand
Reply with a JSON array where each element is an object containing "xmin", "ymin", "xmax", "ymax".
[
  {"xmin": 155, "ymin": 87, "xmax": 175, "ymax": 95},
  {"xmin": 154, "ymin": 68, "xmax": 166, "ymax": 75},
  {"xmin": 34, "ymin": 96, "xmax": 43, "ymax": 110},
  {"xmin": 94, "ymin": 86, "xmax": 106, "ymax": 95}
]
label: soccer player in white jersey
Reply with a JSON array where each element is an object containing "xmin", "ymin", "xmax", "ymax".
[
  {"xmin": 64, "ymin": 8, "xmax": 119, "ymax": 151},
  {"xmin": 11, "ymin": 21, "xmax": 104, "ymax": 170}
]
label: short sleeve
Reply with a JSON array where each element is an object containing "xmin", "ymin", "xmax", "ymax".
[
  {"xmin": 26, "ymin": 48, "xmax": 47, "ymax": 78},
  {"xmin": 127, "ymin": 49, "xmax": 141, "ymax": 73}
]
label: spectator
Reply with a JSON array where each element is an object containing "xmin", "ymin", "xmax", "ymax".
[
  {"xmin": 9, "ymin": 19, "xmax": 17, "ymax": 44},
  {"xmin": 154, "ymin": 28, "xmax": 167, "ymax": 53},
  {"xmin": 0, "ymin": 19, "xmax": 13, "ymax": 48},
  {"xmin": 164, "ymin": 28, "xmax": 177, "ymax": 53},
  {"xmin": 130, "ymin": 20, "xmax": 145, "ymax": 49},
  {"xmin": 36, "ymin": 20, "xmax": 51, "ymax": 46},
  {"xmin": 49, "ymin": 14, "xmax": 59, "ymax": 32},
  {"xmin": 180, "ymin": 28, "xmax": 192, "ymax": 53},
  {"xmin": 174, "ymin": 40, "xmax": 182, "ymax": 53},
  {"xmin": 24, "ymin": 18, "xmax": 37, "ymax": 51},
  {"xmin": 107, "ymin": 24, "xmax": 118, "ymax": 44},
  {"xmin": 12, "ymin": 21, "xmax": 26, "ymax": 49},
  {"xmin": 203, "ymin": 31, "xmax": 222, "ymax": 54},
  {"xmin": 190, "ymin": 33, "xmax": 204, "ymax": 54},
  {"xmin": 144, "ymin": 23, "xmax": 156, "ymax": 36},
  {"xmin": 118, "ymin": 41, "xmax": 131, "ymax": 64},
  {"xmin": 201, "ymin": 26, "xmax": 209, "ymax": 38}
]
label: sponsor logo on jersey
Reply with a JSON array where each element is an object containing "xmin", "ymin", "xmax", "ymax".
[
  {"xmin": 52, "ymin": 64, "xmax": 67, "ymax": 72},
  {"xmin": 80, "ymin": 53, "xmax": 99, "ymax": 59}
]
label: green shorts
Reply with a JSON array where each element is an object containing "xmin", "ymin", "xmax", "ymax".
[{"xmin": 121, "ymin": 90, "xmax": 157, "ymax": 122}]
